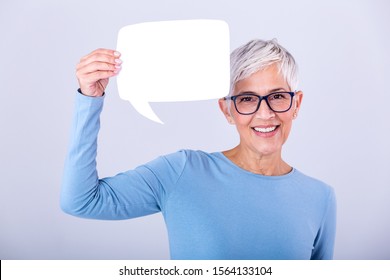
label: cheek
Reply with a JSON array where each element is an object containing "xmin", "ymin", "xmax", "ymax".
[
  {"xmin": 232, "ymin": 115, "xmax": 254, "ymax": 138},
  {"xmin": 280, "ymin": 116, "xmax": 294, "ymax": 141},
  {"xmin": 232, "ymin": 113, "xmax": 253, "ymax": 128}
]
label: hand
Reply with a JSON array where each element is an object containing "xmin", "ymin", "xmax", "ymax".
[{"xmin": 76, "ymin": 49, "xmax": 122, "ymax": 97}]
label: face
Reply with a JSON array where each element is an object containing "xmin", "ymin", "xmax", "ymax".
[{"xmin": 219, "ymin": 64, "xmax": 303, "ymax": 158}]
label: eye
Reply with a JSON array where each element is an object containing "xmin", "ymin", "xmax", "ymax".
[
  {"xmin": 237, "ymin": 95, "xmax": 257, "ymax": 103},
  {"xmin": 269, "ymin": 93, "xmax": 288, "ymax": 100}
]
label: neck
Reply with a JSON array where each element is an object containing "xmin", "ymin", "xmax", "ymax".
[{"xmin": 223, "ymin": 145, "xmax": 291, "ymax": 176}]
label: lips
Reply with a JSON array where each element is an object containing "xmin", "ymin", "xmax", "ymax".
[
  {"xmin": 251, "ymin": 125, "xmax": 280, "ymax": 136},
  {"xmin": 253, "ymin": 126, "xmax": 277, "ymax": 133}
]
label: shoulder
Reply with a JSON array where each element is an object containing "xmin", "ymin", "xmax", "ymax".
[
  {"xmin": 293, "ymin": 169, "xmax": 332, "ymax": 189},
  {"xmin": 153, "ymin": 149, "xmax": 228, "ymax": 177},
  {"xmin": 291, "ymin": 169, "xmax": 336, "ymax": 202},
  {"xmin": 143, "ymin": 149, "xmax": 216, "ymax": 173},
  {"xmin": 161, "ymin": 149, "xmax": 217, "ymax": 162}
]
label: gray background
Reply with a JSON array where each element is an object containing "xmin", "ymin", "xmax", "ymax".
[{"xmin": 0, "ymin": 0, "xmax": 389, "ymax": 259}]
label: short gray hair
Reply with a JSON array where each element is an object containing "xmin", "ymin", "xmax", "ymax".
[{"xmin": 229, "ymin": 39, "xmax": 298, "ymax": 96}]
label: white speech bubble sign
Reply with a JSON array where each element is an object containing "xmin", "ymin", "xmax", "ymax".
[{"xmin": 116, "ymin": 20, "xmax": 230, "ymax": 124}]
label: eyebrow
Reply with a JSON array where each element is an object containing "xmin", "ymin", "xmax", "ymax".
[
  {"xmin": 269, "ymin": 87, "xmax": 288, "ymax": 92},
  {"xmin": 237, "ymin": 88, "xmax": 289, "ymax": 95}
]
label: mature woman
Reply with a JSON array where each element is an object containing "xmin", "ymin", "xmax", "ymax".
[{"xmin": 61, "ymin": 39, "xmax": 336, "ymax": 259}]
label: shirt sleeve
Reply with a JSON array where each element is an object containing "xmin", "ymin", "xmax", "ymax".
[
  {"xmin": 60, "ymin": 92, "xmax": 187, "ymax": 220},
  {"xmin": 310, "ymin": 187, "xmax": 337, "ymax": 259}
]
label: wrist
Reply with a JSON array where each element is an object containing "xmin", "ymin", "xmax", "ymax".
[{"xmin": 77, "ymin": 88, "xmax": 105, "ymax": 97}]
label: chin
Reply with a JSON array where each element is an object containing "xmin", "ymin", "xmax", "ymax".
[
  {"xmin": 255, "ymin": 146, "xmax": 282, "ymax": 157},
  {"xmin": 244, "ymin": 141, "xmax": 282, "ymax": 157},
  {"xmin": 250, "ymin": 138, "xmax": 284, "ymax": 156}
]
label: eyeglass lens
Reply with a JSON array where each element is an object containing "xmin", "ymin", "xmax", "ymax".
[{"xmin": 234, "ymin": 92, "xmax": 292, "ymax": 114}]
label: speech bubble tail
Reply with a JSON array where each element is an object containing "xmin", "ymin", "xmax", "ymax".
[{"xmin": 130, "ymin": 101, "xmax": 164, "ymax": 124}]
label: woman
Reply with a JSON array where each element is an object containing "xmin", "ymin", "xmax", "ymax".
[{"xmin": 61, "ymin": 39, "xmax": 336, "ymax": 259}]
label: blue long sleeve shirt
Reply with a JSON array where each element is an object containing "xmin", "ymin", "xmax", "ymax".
[{"xmin": 61, "ymin": 92, "xmax": 337, "ymax": 260}]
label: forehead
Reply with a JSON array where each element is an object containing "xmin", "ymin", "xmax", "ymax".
[{"xmin": 234, "ymin": 64, "xmax": 289, "ymax": 94}]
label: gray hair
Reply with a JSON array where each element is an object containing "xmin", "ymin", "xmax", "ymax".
[{"xmin": 229, "ymin": 39, "xmax": 299, "ymax": 96}]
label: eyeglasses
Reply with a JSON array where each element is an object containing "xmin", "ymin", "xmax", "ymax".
[{"xmin": 224, "ymin": 92, "xmax": 295, "ymax": 115}]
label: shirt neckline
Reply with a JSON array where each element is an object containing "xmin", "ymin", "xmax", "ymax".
[{"xmin": 211, "ymin": 151, "xmax": 296, "ymax": 180}]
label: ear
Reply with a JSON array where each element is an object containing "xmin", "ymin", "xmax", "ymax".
[
  {"xmin": 293, "ymin": 91, "xmax": 303, "ymax": 119},
  {"xmin": 218, "ymin": 98, "xmax": 235, "ymax": 125}
]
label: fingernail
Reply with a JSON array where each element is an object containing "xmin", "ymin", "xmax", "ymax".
[
  {"xmin": 115, "ymin": 64, "xmax": 121, "ymax": 69},
  {"xmin": 114, "ymin": 51, "xmax": 121, "ymax": 57},
  {"xmin": 115, "ymin": 58, "xmax": 122, "ymax": 64}
]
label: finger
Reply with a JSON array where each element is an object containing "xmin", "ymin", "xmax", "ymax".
[
  {"xmin": 81, "ymin": 48, "xmax": 120, "ymax": 61},
  {"xmin": 85, "ymin": 48, "xmax": 119, "ymax": 57},
  {"xmin": 77, "ymin": 54, "xmax": 122, "ymax": 73},
  {"xmin": 77, "ymin": 61, "xmax": 121, "ymax": 76},
  {"xmin": 78, "ymin": 68, "xmax": 120, "ymax": 82},
  {"xmin": 78, "ymin": 49, "xmax": 121, "ymax": 68}
]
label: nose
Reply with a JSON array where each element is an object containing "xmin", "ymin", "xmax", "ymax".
[{"xmin": 254, "ymin": 99, "xmax": 275, "ymax": 119}]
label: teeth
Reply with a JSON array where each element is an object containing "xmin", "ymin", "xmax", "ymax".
[{"xmin": 253, "ymin": 126, "xmax": 277, "ymax": 133}]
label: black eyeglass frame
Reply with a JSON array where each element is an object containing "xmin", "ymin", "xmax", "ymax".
[{"xmin": 224, "ymin": 91, "xmax": 295, "ymax": 115}]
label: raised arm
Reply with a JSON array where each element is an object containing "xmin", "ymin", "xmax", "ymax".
[{"xmin": 60, "ymin": 49, "xmax": 182, "ymax": 220}]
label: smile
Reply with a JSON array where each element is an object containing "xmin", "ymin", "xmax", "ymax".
[{"xmin": 252, "ymin": 126, "xmax": 278, "ymax": 133}]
